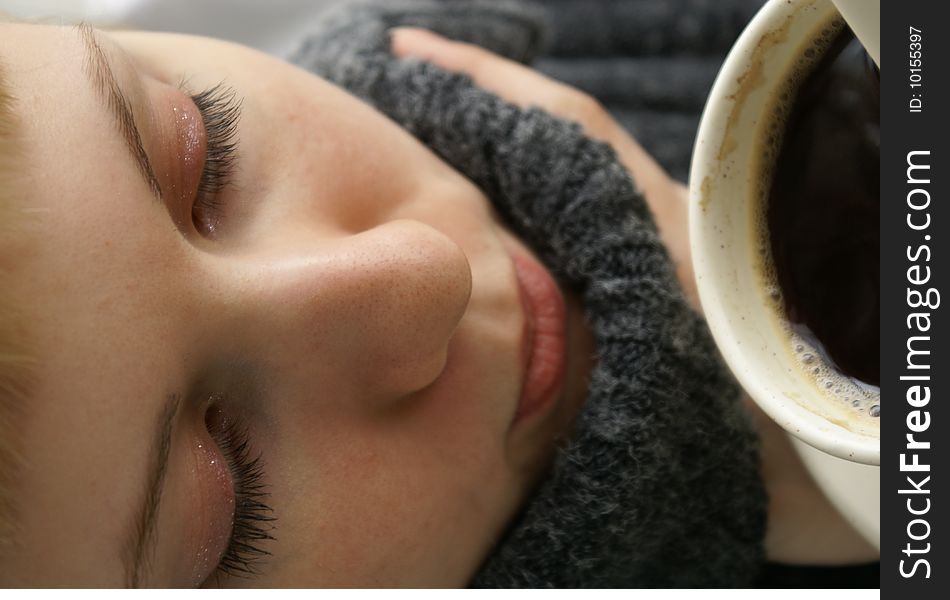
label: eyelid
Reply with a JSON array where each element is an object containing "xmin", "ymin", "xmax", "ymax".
[
  {"xmin": 161, "ymin": 83, "xmax": 207, "ymax": 232},
  {"xmin": 182, "ymin": 82, "xmax": 243, "ymax": 238},
  {"xmin": 202, "ymin": 403, "xmax": 275, "ymax": 584},
  {"xmin": 189, "ymin": 431, "xmax": 237, "ymax": 586}
]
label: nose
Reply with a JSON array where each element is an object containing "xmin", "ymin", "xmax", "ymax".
[{"xmin": 220, "ymin": 219, "xmax": 473, "ymax": 401}]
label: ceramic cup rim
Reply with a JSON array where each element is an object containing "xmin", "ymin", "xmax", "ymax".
[{"xmin": 688, "ymin": 0, "xmax": 879, "ymax": 465}]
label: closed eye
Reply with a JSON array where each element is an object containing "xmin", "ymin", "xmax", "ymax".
[
  {"xmin": 185, "ymin": 82, "xmax": 242, "ymax": 238},
  {"xmin": 203, "ymin": 404, "xmax": 275, "ymax": 585}
]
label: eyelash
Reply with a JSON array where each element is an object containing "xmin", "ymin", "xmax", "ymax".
[
  {"xmin": 208, "ymin": 412, "xmax": 276, "ymax": 583},
  {"xmin": 189, "ymin": 83, "xmax": 242, "ymax": 236}
]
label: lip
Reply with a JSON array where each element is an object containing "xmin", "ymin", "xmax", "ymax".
[{"xmin": 505, "ymin": 242, "xmax": 568, "ymax": 427}]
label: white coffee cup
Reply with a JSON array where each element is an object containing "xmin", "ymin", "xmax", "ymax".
[{"xmin": 688, "ymin": 0, "xmax": 879, "ymax": 466}]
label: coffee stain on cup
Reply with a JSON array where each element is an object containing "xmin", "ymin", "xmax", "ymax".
[
  {"xmin": 719, "ymin": 11, "xmax": 797, "ymax": 162},
  {"xmin": 699, "ymin": 0, "xmax": 820, "ymax": 213}
]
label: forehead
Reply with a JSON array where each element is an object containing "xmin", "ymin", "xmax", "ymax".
[
  {"xmin": 1, "ymin": 23, "xmax": 87, "ymax": 104},
  {"xmin": 0, "ymin": 24, "xmax": 186, "ymax": 585},
  {"xmin": 1, "ymin": 23, "xmax": 107, "ymax": 218},
  {"xmin": 1, "ymin": 22, "xmax": 164, "ymax": 317}
]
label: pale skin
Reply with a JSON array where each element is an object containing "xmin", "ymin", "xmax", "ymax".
[{"xmin": 0, "ymin": 21, "xmax": 873, "ymax": 588}]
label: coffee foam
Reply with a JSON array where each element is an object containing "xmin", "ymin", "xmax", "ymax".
[{"xmin": 750, "ymin": 16, "xmax": 881, "ymax": 435}]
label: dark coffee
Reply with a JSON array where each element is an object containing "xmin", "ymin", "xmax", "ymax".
[{"xmin": 762, "ymin": 28, "xmax": 880, "ymax": 405}]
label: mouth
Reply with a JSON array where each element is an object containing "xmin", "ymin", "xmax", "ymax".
[{"xmin": 505, "ymin": 241, "xmax": 568, "ymax": 427}]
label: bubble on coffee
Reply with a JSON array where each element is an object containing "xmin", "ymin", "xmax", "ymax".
[
  {"xmin": 752, "ymin": 17, "xmax": 881, "ymax": 426},
  {"xmin": 786, "ymin": 320, "xmax": 880, "ymax": 421}
]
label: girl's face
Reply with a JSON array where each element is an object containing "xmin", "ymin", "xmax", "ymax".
[{"xmin": 0, "ymin": 23, "xmax": 593, "ymax": 586}]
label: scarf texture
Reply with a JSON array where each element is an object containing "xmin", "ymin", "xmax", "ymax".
[{"xmin": 291, "ymin": 0, "xmax": 767, "ymax": 587}]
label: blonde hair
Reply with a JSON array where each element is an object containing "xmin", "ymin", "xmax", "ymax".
[{"xmin": 0, "ymin": 51, "xmax": 36, "ymax": 552}]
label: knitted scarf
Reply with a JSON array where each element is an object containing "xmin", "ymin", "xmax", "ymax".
[{"xmin": 291, "ymin": 0, "xmax": 766, "ymax": 587}]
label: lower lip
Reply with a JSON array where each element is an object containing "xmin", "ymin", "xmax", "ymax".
[{"xmin": 507, "ymin": 244, "xmax": 567, "ymax": 426}]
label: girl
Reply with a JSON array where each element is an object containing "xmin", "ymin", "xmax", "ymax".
[{"xmin": 0, "ymin": 0, "xmax": 875, "ymax": 587}]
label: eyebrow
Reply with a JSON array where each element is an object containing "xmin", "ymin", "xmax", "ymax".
[
  {"xmin": 123, "ymin": 394, "xmax": 181, "ymax": 588},
  {"xmin": 76, "ymin": 23, "xmax": 162, "ymax": 199}
]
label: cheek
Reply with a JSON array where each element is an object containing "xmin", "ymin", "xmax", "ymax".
[
  {"xmin": 270, "ymin": 433, "xmax": 453, "ymax": 584},
  {"xmin": 256, "ymin": 83, "xmax": 436, "ymax": 216},
  {"xmin": 265, "ymin": 405, "xmax": 517, "ymax": 585}
]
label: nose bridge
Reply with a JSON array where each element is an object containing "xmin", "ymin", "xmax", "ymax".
[{"xmin": 231, "ymin": 219, "xmax": 473, "ymax": 399}]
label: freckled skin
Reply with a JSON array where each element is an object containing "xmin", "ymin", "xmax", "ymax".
[{"xmin": 0, "ymin": 24, "xmax": 593, "ymax": 586}]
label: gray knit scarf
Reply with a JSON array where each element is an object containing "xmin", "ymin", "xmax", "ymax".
[{"xmin": 291, "ymin": 0, "xmax": 766, "ymax": 587}]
